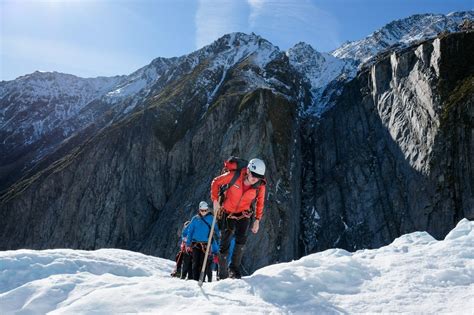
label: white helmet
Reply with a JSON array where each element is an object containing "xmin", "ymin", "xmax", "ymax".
[
  {"xmin": 248, "ymin": 158, "xmax": 266, "ymax": 177},
  {"xmin": 199, "ymin": 201, "xmax": 209, "ymax": 209}
]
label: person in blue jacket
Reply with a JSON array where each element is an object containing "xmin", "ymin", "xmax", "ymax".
[{"xmin": 186, "ymin": 201, "xmax": 220, "ymax": 282}]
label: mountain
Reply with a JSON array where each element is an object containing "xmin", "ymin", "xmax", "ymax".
[
  {"xmin": 332, "ymin": 11, "xmax": 474, "ymax": 62},
  {"xmin": 287, "ymin": 11, "xmax": 474, "ymax": 116},
  {"xmin": 0, "ymin": 33, "xmax": 289, "ymax": 192},
  {"xmin": 1, "ymin": 219, "xmax": 472, "ymax": 314},
  {"xmin": 0, "ymin": 13, "xmax": 473, "ymax": 273}
]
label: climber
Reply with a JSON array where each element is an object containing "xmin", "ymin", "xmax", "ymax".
[{"xmin": 211, "ymin": 158, "xmax": 267, "ymax": 279}]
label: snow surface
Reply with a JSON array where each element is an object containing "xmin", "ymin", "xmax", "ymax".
[{"xmin": 1, "ymin": 219, "xmax": 472, "ymax": 314}]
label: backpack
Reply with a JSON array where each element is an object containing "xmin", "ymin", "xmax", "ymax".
[{"xmin": 217, "ymin": 156, "xmax": 248, "ymax": 206}]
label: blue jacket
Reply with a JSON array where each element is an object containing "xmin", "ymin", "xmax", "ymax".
[{"xmin": 186, "ymin": 213, "xmax": 220, "ymax": 253}]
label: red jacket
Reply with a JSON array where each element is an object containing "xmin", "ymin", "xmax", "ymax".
[{"xmin": 211, "ymin": 168, "xmax": 266, "ymax": 220}]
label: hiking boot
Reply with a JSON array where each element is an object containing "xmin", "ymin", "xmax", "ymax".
[
  {"xmin": 171, "ymin": 268, "xmax": 181, "ymax": 277},
  {"xmin": 228, "ymin": 266, "xmax": 241, "ymax": 279},
  {"xmin": 218, "ymin": 253, "xmax": 228, "ymax": 280}
]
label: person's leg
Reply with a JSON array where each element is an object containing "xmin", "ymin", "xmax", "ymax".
[
  {"xmin": 186, "ymin": 252, "xmax": 193, "ymax": 279},
  {"xmin": 206, "ymin": 256, "xmax": 212, "ymax": 282},
  {"xmin": 219, "ymin": 213, "xmax": 235, "ymax": 255},
  {"xmin": 180, "ymin": 252, "xmax": 191, "ymax": 279},
  {"xmin": 218, "ymin": 213, "xmax": 235, "ymax": 280},
  {"xmin": 192, "ymin": 245, "xmax": 203, "ymax": 281},
  {"xmin": 229, "ymin": 218, "xmax": 251, "ymax": 279}
]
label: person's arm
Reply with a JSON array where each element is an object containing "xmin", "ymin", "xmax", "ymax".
[
  {"xmin": 186, "ymin": 219, "xmax": 195, "ymax": 247},
  {"xmin": 251, "ymin": 185, "xmax": 266, "ymax": 234},
  {"xmin": 181, "ymin": 225, "xmax": 189, "ymax": 240},
  {"xmin": 210, "ymin": 172, "xmax": 234, "ymax": 202},
  {"xmin": 254, "ymin": 185, "xmax": 266, "ymax": 220}
]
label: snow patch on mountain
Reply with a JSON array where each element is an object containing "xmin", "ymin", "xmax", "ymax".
[
  {"xmin": 1, "ymin": 71, "xmax": 122, "ymax": 107},
  {"xmin": 332, "ymin": 11, "xmax": 474, "ymax": 63},
  {"xmin": 287, "ymin": 42, "xmax": 357, "ymax": 116},
  {"xmin": 0, "ymin": 72, "xmax": 124, "ymax": 146},
  {"xmin": 104, "ymin": 61, "xmax": 165, "ymax": 104},
  {"xmin": 195, "ymin": 33, "xmax": 282, "ymax": 106},
  {"xmin": 204, "ymin": 33, "xmax": 280, "ymax": 70}
]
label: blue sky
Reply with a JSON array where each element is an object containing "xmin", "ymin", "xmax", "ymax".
[{"xmin": 1, "ymin": 0, "xmax": 472, "ymax": 81}]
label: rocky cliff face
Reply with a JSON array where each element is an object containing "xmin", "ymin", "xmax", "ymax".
[
  {"xmin": 0, "ymin": 26, "xmax": 472, "ymax": 272},
  {"xmin": 300, "ymin": 31, "xmax": 473, "ymax": 254}
]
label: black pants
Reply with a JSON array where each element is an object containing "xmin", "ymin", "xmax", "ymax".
[
  {"xmin": 191, "ymin": 243, "xmax": 212, "ymax": 282},
  {"xmin": 206, "ymin": 257, "xmax": 213, "ymax": 282},
  {"xmin": 219, "ymin": 212, "xmax": 251, "ymax": 256},
  {"xmin": 180, "ymin": 251, "xmax": 192, "ymax": 279}
]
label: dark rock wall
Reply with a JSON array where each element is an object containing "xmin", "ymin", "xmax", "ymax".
[{"xmin": 300, "ymin": 32, "xmax": 473, "ymax": 254}]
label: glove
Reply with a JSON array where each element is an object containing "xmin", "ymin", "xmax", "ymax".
[
  {"xmin": 213, "ymin": 201, "xmax": 223, "ymax": 220},
  {"xmin": 216, "ymin": 207, "xmax": 223, "ymax": 220},
  {"xmin": 213, "ymin": 255, "xmax": 219, "ymax": 264}
]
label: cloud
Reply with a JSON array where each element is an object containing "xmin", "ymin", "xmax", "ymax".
[
  {"xmin": 247, "ymin": 0, "xmax": 266, "ymax": 26},
  {"xmin": 195, "ymin": 0, "xmax": 341, "ymax": 52},
  {"xmin": 195, "ymin": 0, "xmax": 247, "ymax": 49},
  {"xmin": 246, "ymin": 0, "xmax": 341, "ymax": 51}
]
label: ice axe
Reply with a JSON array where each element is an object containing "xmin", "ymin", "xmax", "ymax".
[{"xmin": 198, "ymin": 207, "xmax": 218, "ymax": 287}]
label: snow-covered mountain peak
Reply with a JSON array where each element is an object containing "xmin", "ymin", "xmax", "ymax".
[
  {"xmin": 223, "ymin": 32, "xmax": 263, "ymax": 46},
  {"xmin": 288, "ymin": 42, "xmax": 322, "ymax": 56},
  {"xmin": 287, "ymin": 42, "xmax": 326, "ymax": 69},
  {"xmin": 211, "ymin": 32, "xmax": 273, "ymax": 51},
  {"xmin": 104, "ymin": 32, "xmax": 281, "ymax": 105},
  {"xmin": 154, "ymin": 32, "xmax": 288, "ymax": 107},
  {"xmin": 0, "ymin": 70, "xmax": 127, "ymax": 152},
  {"xmin": 199, "ymin": 32, "xmax": 281, "ymax": 69},
  {"xmin": 332, "ymin": 11, "xmax": 474, "ymax": 62},
  {"xmin": 287, "ymin": 41, "xmax": 358, "ymax": 116},
  {"xmin": 1, "ymin": 71, "xmax": 123, "ymax": 101}
]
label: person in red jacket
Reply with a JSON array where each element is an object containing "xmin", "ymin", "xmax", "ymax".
[{"xmin": 211, "ymin": 158, "xmax": 267, "ymax": 279}]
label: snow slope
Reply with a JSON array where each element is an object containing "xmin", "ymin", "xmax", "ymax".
[{"xmin": 1, "ymin": 219, "xmax": 472, "ymax": 314}]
